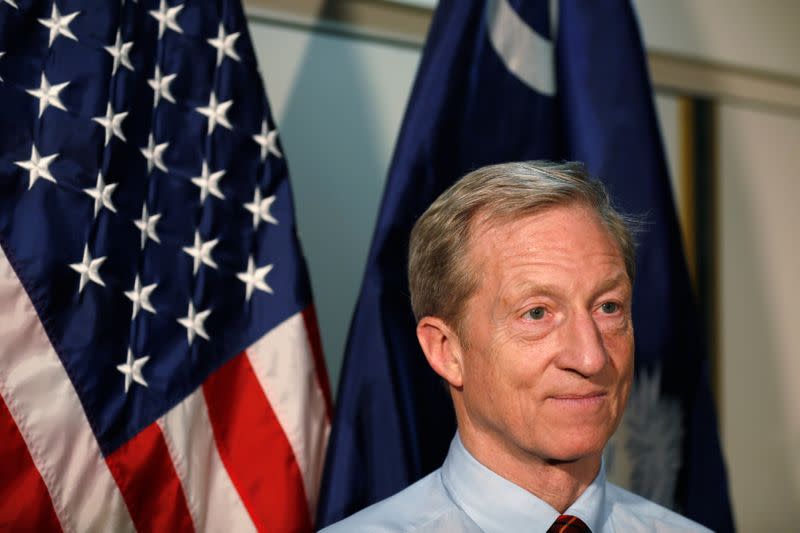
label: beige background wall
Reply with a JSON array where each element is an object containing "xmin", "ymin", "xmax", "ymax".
[
  {"xmin": 245, "ymin": 2, "xmax": 800, "ymax": 529},
  {"xmin": 718, "ymin": 104, "xmax": 799, "ymax": 529}
]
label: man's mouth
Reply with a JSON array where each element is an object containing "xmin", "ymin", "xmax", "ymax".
[{"xmin": 547, "ymin": 392, "xmax": 607, "ymax": 407}]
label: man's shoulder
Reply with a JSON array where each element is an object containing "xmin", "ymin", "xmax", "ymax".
[
  {"xmin": 605, "ymin": 482, "xmax": 713, "ymax": 532},
  {"xmin": 319, "ymin": 469, "xmax": 480, "ymax": 533}
]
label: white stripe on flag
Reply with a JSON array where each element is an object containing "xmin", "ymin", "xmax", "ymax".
[
  {"xmin": 158, "ymin": 387, "xmax": 257, "ymax": 533},
  {"xmin": 0, "ymin": 246, "xmax": 135, "ymax": 533},
  {"xmin": 486, "ymin": 0, "xmax": 556, "ymax": 96},
  {"xmin": 246, "ymin": 312, "xmax": 330, "ymax": 518}
]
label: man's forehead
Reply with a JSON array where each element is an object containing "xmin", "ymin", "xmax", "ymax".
[
  {"xmin": 466, "ymin": 205, "xmax": 628, "ymax": 282},
  {"xmin": 469, "ymin": 203, "xmax": 612, "ymax": 250}
]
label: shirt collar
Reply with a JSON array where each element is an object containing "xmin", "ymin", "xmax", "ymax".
[
  {"xmin": 440, "ymin": 433, "xmax": 606, "ymax": 533},
  {"xmin": 563, "ymin": 458, "xmax": 606, "ymax": 532}
]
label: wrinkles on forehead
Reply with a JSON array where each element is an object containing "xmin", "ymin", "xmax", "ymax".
[{"xmin": 463, "ymin": 205, "xmax": 630, "ymax": 321}]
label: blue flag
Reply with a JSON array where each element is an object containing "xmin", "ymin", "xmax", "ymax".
[{"xmin": 318, "ymin": 1, "xmax": 733, "ymax": 531}]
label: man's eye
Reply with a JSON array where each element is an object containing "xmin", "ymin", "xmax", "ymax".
[
  {"xmin": 526, "ymin": 307, "xmax": 546, "ymax": 320},
  {"xmin": 600, "ymin": 302, "xmax": 619, "ymax": 314}
]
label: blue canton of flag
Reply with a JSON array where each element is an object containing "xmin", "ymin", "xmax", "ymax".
[
  {"xmin": 0, "ymin": 1, "xmax": 330, "ymax": 531},
  {"xmin": 317, "ymin": 1, "xmax": 733, "ymax": 531}
]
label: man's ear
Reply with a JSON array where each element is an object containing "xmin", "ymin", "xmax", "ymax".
[{"xmin": 416, "ymin": 316, "xmax": 464, "ymax": 388}]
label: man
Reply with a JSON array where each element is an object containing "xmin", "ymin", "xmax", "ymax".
[{"xmin": 322, "ymin": 162, "xmax": 709, "ymax": 532}]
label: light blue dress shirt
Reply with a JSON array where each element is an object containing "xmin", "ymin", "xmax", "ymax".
[{"xmin": 320, "ymin": 434, "xmax": 712, "ymax": 532}]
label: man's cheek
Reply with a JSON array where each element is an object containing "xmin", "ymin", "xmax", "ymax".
[
  {"xmin": 601, "ymin": 319, "xmax": 634, "ymax": 353},
  {"xmin": 599, "ymin": 314, "xmax": 632, "ymax": 336}
]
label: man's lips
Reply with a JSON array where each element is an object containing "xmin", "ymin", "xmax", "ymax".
[
  {"xmin": 550, "ymin": 392, "xmax": 606, "ymax": 400},
  {"xmin": 547, "ymin": 391, "xmax": 607, "ymax": 407}
]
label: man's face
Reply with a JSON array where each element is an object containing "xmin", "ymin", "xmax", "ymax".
[{"xmin": 455, "ymin": 204, "xmax": 634, "ymax": 465}]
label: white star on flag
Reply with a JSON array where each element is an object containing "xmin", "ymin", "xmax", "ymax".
[
  {"xmin": 133, "ymin": 204, "xmax": 161, "ymax": 249},
  {"xmin": 207, "ymin": 23, "xmax": 241, "ymax": 66},
  {"xmin": 149, "ymin": 0, "xmax": 184, "ymax": 39},
  {"xmin": 191, "ymin": 161, "xmax": 226, "ymax": 203},
  {"xmin": 104, "ymin": 30, "xmax": 134, "ymax": 76},
  {"xmin": 195, "ymin": 92, "xmax": 233, "ymax": 135},
  {"xmin": 26, "ymin": 73, "xmax": 69, "ymax": 118},
  {"xmin": 69, "ymin": 245, "xmax": 106, "ymax": 293},
  {"xmin": 92, "ymin": 103, "xmax": 128, "ymax": 146},
  {"xmin": 124, "ymin": 275, "xmax": 157, "ymax": 318},
  {"xmin": 0, "ymin": 51, "xmax": 5, "ymax": 82},
  {"xmin": 14, "ymin": 145, "xmax": 58, "ymax": 190},
  {"xmin": 177, "ymin": 301, "xmax": 211, "ymax": 344},
  {"xmin": 147, "ymin": 65, "xmax": 177, "ymax": 107},
  {"xmin": 38, "ymin": 3, "xmax": 80, "ymax": 47},
  {"xmin": 236, "ymin": 256, "xmax": 274, "ymax": 302},
  {"xmin": 3, "ymin": 1, "xmax": 18, "ymax": 10},
  {"xmin": 243, "ymin": 188, "xmax": 278, "ymax": 228},
  {"xmin": 116, "ymin": 349, "xmax": 149, "ymax": 393},
  {"xmin": 83, "ymin": 172, "xmax": 118, "ymax": 218},
  {"xmin": 182, "ymin": 231, "xmax": 219, "ymax": 274},
  {"xmin": 140, "ymin": 133, "xmax": 168, "ymax": 173},
  {"xmin": 252, "ymin": 119, "xmax": 282, "ymax": 161}
]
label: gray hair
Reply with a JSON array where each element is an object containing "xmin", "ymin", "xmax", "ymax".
[{"xmin": 407, "ymin": 161, "xmax": 638, "ymax": 328}]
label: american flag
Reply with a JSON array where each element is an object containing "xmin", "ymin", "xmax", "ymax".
[{"xmin": 0, "ymin": 1, "xmax": 331, "ymax": 531}]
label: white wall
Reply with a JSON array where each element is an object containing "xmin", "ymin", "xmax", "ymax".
[{"xmin": 632, "ymin": 0, "xmax": 800, "ymax": 79}]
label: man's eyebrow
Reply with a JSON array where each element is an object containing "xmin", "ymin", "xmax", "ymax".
[
  {"xmin": 592, "ymin": 272, "xmax": 632, "ymax": 297},
  {"xmin": 501, "ymin": 282, "xmax": 564, "ymax": 303}
]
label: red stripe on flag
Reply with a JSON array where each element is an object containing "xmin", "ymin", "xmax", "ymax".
[
  {"xmin": 301, "ymin": 305, "xmax": 333, "ymax": 419},
  {"xmin": 106, "ymin": 423, "xmax": 194, "ymax": 532},
  {"xmin": 0, "ymin": 394, "xmax": 62, "ymax": 532},
  {"xmin": 203, "ymin": 351, "xmax": 313, "ymax": 533}
]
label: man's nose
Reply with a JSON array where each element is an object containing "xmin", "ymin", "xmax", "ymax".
[{"xmin": 556, "ymin": 310, "xmax": 608, "ymax": 377}]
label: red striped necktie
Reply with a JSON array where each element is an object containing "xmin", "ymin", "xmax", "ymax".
[{"xmin": 546, "ymin": 514, "xmax": 592, "ymax": 533}]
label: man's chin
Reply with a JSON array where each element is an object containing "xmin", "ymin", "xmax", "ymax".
[
  {"xmin": 543, "ymin": 453, "xmax": 598, "ymax": 466},
  {"xmin": 538, "ymin": 439, "xmax": 607, "ymax": 466}
]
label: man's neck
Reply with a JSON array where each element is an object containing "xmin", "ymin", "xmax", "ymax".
[{"xmin": 458, "ymin": 428, "xmax": 602, "ymax": 513}]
